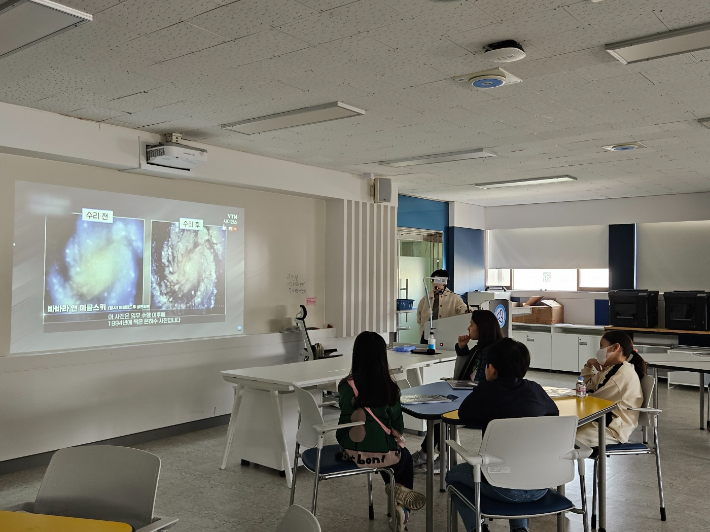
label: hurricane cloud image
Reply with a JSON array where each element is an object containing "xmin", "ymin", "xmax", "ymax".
[
  {"xmin": 151, "ymin": 222, "xmax": 226, "ymax": 311},
  {"xmin": 45, "ymin": 217, "xmax": 144, "ymax": 307}
]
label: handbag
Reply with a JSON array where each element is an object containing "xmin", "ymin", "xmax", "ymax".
[{"xmin": 347, "ymin": 379, "xmax": 406, "ymax": 448}]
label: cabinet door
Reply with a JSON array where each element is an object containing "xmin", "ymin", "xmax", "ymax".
[
  {"xmin": 551, "ymin": 334, "xmax": 580, "ymax": 372},
  {"xmin": 578, "ymin": 335, "xmax": 602, "ymax": 370},
  {"xmin": 524, "ymin": 332, "xmax": 552, "ymax": 370},
  {"xmin": 512, "ymin": 331, "xmax": 527, "ymax": 344}
]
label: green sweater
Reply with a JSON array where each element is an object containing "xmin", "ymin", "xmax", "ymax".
[{"xmin": 335, "ymin": 378, "xmax": 404, "ymax": 453}]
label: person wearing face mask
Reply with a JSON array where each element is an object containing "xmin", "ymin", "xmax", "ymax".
[
  {"xmin": 416, "ymin": 269, "xmax": 468, "ymax": 344},
  {"xmin": 575, "ymin": 330, "xmax": 646, "ymax": 447},
  {"xmin": 411, "ymin": 310, "xmax": 502, "ymax": 471}
]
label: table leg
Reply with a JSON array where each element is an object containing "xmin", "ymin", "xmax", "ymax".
[
  {"xmin": 270, "ymin": 390, "xmax": 293, "ymax": 488},
  {"xmin": 220, "ymin": 384, "xmax": 243, "ymax": 470},
  {"xmin": 598, "ymin": 417, "xmax": 607, "ymax": 532},
  {"xmin": 426, "ymin": 419, "xmax": 435, "ymax": 532},
  {"xmin": 440, "ymin": 421, "xmax": 447, "ymax": 492},
  {"xmin": 556, "ymin": 483, "xmax": 565, "ymax": 532},
  {"xmin": 449, "ymin": 424, "xmax": 459, "ymax": 532},
  {"xmin": 653, "ymin": 368, "xmax": 659, "ymax": 410},
  {"xmin": 700, "ymin": 373, "xmax": 706, "ymax": 431}
]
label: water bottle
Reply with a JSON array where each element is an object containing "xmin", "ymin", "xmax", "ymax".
[
  {"xmin": 576, "ymin": 375, "xmax": 586, "ymax": 398},
  {"xmin": 427, "ymin": 332, "xmax": 436, "ymax": 354}
]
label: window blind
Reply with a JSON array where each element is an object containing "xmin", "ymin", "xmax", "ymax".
[
  {"xmin": 637, "ymin": 221, "xmax": 710, "ymax": 292},
  {"xmin": 487, "ymin": 225, "xmax": 608, "ymax": 269}
]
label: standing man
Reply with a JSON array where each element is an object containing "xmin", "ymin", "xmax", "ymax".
[{"xmin": 416, "ymin": 269, "xmax": 468, "ymax": 344}]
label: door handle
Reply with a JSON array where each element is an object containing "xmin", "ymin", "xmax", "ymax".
[{"xmin": 527, "ymin": 338, "xmax": 535, "ymax": 342}]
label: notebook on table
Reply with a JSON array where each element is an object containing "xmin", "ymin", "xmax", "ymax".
[
  {"xmin": 444, "ymin": 379, "xmax": 477, "ymax": 390},
  {"xmin": 543, "ymin": 386, "xmax": 577, "ymax": 398}
]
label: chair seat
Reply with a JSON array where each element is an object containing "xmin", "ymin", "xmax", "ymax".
[
  {"xmin": 605, "ymin": 442, "xmax": 651, "ymax": 453},
  {"xmin": 450, "ymin": 482, "xmax": 575, "ymax": 518},
  {"xmin": 302, "ymin": 445, "xmax": 360, "ymax": 475}
]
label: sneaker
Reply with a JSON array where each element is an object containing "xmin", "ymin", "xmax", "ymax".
[
  {"xmin": 411, "ymin": 449, "xmax": 428, "ymax": 467},
  {"xmin": 420, "ymin": 462, "xmax": 441, "ymax": 475},
  {"xmin": 386, "ymin": 484, "xmax": 426, "ymax": 511}
]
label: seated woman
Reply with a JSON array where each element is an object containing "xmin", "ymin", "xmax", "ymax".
[
  {"xmin": 336, "ymin": 331, "xmax": 425, "ymax": 532},
  {"xmin": 576, "ymin": 330, "xmax": 645, "ymax": 447},
  {"xmin": 445, "ymin": 338, "xmax": 559, "ymax": 532},
  {"xmin": 412, "ymin": 310, "xmax": 502, "ymax": 471}
]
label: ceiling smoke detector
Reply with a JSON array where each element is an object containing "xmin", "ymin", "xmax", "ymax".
[
  {"xmin": 454, "ymin": 68, "xmax": 522, "ymax": 90},
  {"xmin": 483, "ymin": 40, "xmax": 526, "ymax": 63},
  {"xmin": 602, "ymin": 142, "xmax": 647, "ymax": 152}
]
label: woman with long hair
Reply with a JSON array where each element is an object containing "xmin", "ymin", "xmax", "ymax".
[
  {"xmin": 336, "ymin": 331, "xmax": 425, "ymax": 531},
  {"xmin": 576, "ymin": 330, "xmax": 646, "ymax": 447},
  {"xmin": 412, "ymin": 309, "xmax": 503, "ymax": 470}
]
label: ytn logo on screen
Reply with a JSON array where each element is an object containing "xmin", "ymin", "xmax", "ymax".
[{"xmin": 494, "ymin": 304, "xmax": 507, "ymax": 329}]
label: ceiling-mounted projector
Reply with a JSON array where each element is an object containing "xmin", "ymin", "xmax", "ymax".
[
  {"xmin": 484, "ymin": 40, "xmax": 526, "ymax": 62},
  {"xmin": 454, "ymin": 68, "xmax": 522, "ymax": 89},
  {"xmin": 146, "ymin": 133, "xmax": 207, "ymax": 170}
]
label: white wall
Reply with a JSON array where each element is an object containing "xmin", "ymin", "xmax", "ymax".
[
  {"xmin": 449, "ymin": 202, "xmax": 485, "ymax": 229},
  {"xmin": 484, "ymin": 192, "xmax": 710, "ymax": 229}
]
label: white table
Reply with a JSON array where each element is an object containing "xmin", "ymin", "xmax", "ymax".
[
  {"xmin": 643, "ymin": 351, "xmax": 710, "ymax": 430},
  {"xmin": 219, "ymin": 350, "xmax": 456, "ymax": 487}
]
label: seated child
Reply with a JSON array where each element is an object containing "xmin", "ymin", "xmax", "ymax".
[
  {"xmin": 445, "ymin": 338, "xmax": 559, "ymax": 532},
  {"xmin": 337, "ymin": 331, "xmax": 425, "ymax": 532}
]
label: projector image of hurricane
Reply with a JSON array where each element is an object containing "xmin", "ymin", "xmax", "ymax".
[
  {"xmin": 151, "ymin": 222, "xmax": 226, "ymax": 311},
  {"xmin": 45, "ymin": 217, "xmax": 144, "ymax": 307}
]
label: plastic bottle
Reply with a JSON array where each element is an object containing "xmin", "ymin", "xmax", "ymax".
[
  {"xmin": 427, "ymin": 331, "xmax": 436, "ymax": 354},
  {"xmin": 576, "ymin": 375, "xmax": 587, "ymax": 398}
]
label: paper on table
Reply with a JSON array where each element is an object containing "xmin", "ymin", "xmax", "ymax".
[
  {"xmin": 401, "ymin": 394, "xmax": 453, "ymax": 404},
  {"xmin": 543, "ymin": 386, "xmax": 577, "ymax": 398}
]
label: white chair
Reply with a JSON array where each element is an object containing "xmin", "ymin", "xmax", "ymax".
[
  {"xmin": 1, "ymin": 445, "xmax": 178, "ymax": 532},
  {"xmin": 289, "ymin": 386, "xmax": 396, "ymax": 528},
  {"xmin": 446, "ymin": 416, "xmax": 591, "ymax": 532},
  {"xmin": 591, "ymin": 374, "xmax": 666, "ymax": 526},
  {"xmin": 276, "ymin": 504, "xmax": 322, "ymax": 532}
]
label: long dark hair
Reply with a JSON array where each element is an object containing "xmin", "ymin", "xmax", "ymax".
[
  {"xmin": 349, "ymin": 331, "xmax": 400, "ymax": 408},
  {"xmin": 471, "ymin": 310, "xmax": 503, "ymax": 349},
  {"xmin": 601, "ymin": 330, "xmax": 646, "ymax": 381}
]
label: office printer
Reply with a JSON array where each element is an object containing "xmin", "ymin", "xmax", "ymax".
[
  {"xmin": 608, "ymin": 289, "xmax": 659, "ymax": 328},
  {"xmin": 664, "ymin": 291, "xmax": 710, "ymax": 331}
]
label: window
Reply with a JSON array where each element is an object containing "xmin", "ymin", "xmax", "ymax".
[
  {"xmin": 486, "ymin": 268, "xmax": 511, "ymax": 288},
  {"xmin": 579, "ymin": 268, "xmax": 609, "ymax": 290},
  {"xmin": 512, "ymin": 269, "xmax": 578, "ymax": 291}
]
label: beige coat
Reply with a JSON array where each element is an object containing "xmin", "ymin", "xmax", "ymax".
[
  {"xmin": 416, "ymin": 289, "xmax": 468, "ymax": 337},
  {"xmin": 576, "ymin": 361, "xmax": 643, "ymax": 447}
]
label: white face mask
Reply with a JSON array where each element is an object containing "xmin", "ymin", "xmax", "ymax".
[{"xmin": 596, "ymin": 347, "xmax": 610, "ymax": 365}]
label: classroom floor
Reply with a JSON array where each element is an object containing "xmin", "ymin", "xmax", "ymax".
[{"xmin": 1, "ymin": 370, "xmax": 708, "ymax": 532}]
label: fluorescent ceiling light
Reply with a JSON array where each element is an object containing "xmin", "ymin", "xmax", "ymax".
[
  {"xmin": 220, "ymin": 102, "xmax": 365, "ymax": 135},
  {"xmin": 0, "ymin": 0, "xmax": 92, "ymax": 59},
  {"xmin": 474, "ymin": 175, "xmax": 576, "ymax": 189},
  {"xmin": 378, "ymin": 149, "xmax": 496, "ymax": 167},
  {"xmin": 606, "ymin": 22, "xmax": 710, "ymax": 64}
]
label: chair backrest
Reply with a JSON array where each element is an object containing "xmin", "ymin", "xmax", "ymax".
[
  {"xmin": 637, "ymin": 374, "xmax": 656, "ymax": 427},
  {"xmin": 479, "ymin": 416, "xmax": 578, "ymax": 490},
  {"xmin": 35, "ymin": 445, "xmax": 160, "ymax": 529},
  {"xmin": 276, "ymin": 505, "xmax": 322, "ymax": 532},
  {"xmin": 294, "ymin": 386, "xmax": 325, "ymax": 449}
]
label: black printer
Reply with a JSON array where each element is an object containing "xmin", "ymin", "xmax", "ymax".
[
  {"xmin": 663, "ymin": 291, "xmax": 710, "ymax": 331},
  {"xmin": 608, "ymin": 289, "xmax": 659, "ymax": 328}
]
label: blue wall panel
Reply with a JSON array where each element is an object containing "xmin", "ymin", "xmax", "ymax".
[
  {"xmin": 397, "ymin": 195, "xmax": 448, "ymax": 232},
  {"xmin": 446, "ymin": 227, "xmax": 485, "ymax": 295},
  {"xmin": 609, "ymin": 224, "xmax": 636, "ymax": 290}
]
